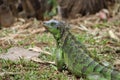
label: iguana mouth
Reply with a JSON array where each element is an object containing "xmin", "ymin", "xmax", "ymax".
[{"xmin": 43, "ymin": 21, "xmax": 49, "ymax": 30}]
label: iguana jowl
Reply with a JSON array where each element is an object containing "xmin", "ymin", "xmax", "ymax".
[{"xmin": 43, "ymin": 19, "xmax": 120, "ymax": 80}]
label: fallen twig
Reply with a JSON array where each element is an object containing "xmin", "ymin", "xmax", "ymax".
[
  {"xmin": 31, "ymin": 57, "xmax": 55, "ymax": 65},
  {"xmin": 29, "ymin": 47, "xmax": 52, "ymax": 56}
]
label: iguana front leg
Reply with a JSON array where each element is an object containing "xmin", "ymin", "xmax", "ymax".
[{"xmin": 54, "ymin": 48, "xmax": 65, "ymax": 71}]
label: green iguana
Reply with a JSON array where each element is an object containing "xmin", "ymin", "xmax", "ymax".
[{"xmin": 43, "ymin": 19, "xmax": 120, "ymax": 80}]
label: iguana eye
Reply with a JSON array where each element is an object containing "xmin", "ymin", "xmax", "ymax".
[{"xmin": 51, "ymin": 22, "xmax": 56, "ymax": 26}]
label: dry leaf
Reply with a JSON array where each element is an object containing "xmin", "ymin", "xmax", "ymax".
[
  {"xmin": 109, "ymin": 30, "xmax": 120, "ymax": 42},
  {"xmin": 114, "ymin": 59, "xmax": 120, "ymax": 71}
]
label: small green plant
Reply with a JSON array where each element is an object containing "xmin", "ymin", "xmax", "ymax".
[{"xmin": 44, "ymin": 0, "xmax": 58, "ymax": 18}]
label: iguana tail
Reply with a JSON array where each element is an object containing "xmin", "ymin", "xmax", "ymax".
[
  {"xmin": 95, "ymin": 65, "xmax": 120, "ymax": 80},
  {"xmin": 82, "ymin": 58, "xmax": 120, "ymax": 80}
]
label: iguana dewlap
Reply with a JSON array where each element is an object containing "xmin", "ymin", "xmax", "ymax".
[{"xmin": 43, "ymin": 19, "xmax": 120, "ymax": 80}]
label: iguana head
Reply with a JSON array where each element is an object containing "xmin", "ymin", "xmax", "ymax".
[{"xmin": 43, "ymin": 19, "xmax": 68, "ymax": 40}]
